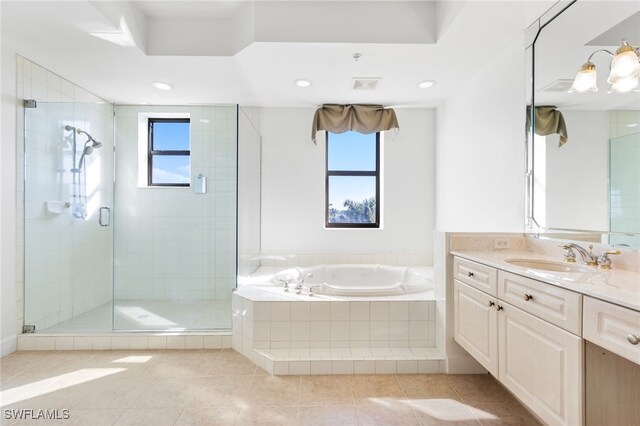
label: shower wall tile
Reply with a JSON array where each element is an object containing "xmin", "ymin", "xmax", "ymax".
[
  {"xmin": 17, "ymin": 56, "xmax": 114, "ymax": 332},
  {"xmin": 113, "ymin": 105, "xmax": 237, "ymax": 311}
]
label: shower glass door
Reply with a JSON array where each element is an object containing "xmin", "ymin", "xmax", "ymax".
[
  {"xmin": 112, "ymin": 105, "xmax": 237, "ymax": 331},
  {"xmin": 23, "ymin": 101, "xmax": 115, "ymax": 332}
]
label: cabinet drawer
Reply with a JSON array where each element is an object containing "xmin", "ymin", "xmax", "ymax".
[
  {"xmin": 498, "ymin": 271, "xmax": 582, "ymax": 335},
  {"xmin": 453, "ymin": 257, "xmax": 497, "ymax": 296},
  {"xmin": 583, "ymin": 297, "xmax": 640, "ymax": 366}
]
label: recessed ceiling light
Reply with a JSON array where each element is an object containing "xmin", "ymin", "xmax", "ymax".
[
  {"xmin": 294, "ymin": 79, "xmax": 312, "ymax": 88},
  {"xmin": 417, "ymin": 80, "xmax": 436, "ymax": 89},
  {"xmin": 152, "ymin": 81, "xmax": 173, "ymax": 91}
]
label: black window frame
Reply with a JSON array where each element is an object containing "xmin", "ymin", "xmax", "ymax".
[
  {"xmin": 325, "ymin": 131, "xmax": 380, "ymax": 228},
  {"xmin": 148, "ymin": 118, "xmax": 191, "ymax": 187}
]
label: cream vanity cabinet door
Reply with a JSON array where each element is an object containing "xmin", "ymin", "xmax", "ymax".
[
  {"xmin": 498, "ymin": 301, "xmax": 583, "ymax": 426},
  {"xmin": 453, "ymin": 279, "xmax": 498, "ymax": 376}
]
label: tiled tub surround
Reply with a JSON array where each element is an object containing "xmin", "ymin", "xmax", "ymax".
[{"xmin": 233, "ymin": 267, "xmax": 442, "ymax": 375}]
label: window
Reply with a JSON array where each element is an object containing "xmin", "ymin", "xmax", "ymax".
[
  {"xmin": 148, "ymin": 118, "xmax": 190, "ymax": 186},
  {"xmin": 326, "ymin": 131, "xmax": 380, "ymax": 228}
]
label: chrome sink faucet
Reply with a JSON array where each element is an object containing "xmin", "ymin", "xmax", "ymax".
[{"xmin": 559, "ymin": 243, "xmax": 598, "ymax": 266}]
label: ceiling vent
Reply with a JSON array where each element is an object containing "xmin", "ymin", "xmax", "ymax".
[
  {"xmin": 353, "ymin": 77, "xmax": 381, "ymax": 90},
  {"xmin": 539, "ymin": 79, "xmax": 575, "ymax": 92}
]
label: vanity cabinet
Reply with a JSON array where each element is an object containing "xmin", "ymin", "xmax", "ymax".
[
  {"xmin": 453, "ymin": 257, "xmax": 583, "ymax": 426},
  {"xmin": 453, "ymin": 279, "xmax": 498, "ymax": 376}
]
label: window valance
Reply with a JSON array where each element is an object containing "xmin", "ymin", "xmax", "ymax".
[
  {"xmin": 526, "ymin": 106, "xmax": 568, "ymax": 146},
  {"xmin": 311, "ymin": 104, "xmax": 399, "ymax": 144}
]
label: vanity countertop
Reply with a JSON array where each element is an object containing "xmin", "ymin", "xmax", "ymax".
[{"xmin": 450, "ymin": 250, "xmax": 640, "ymax": 312}]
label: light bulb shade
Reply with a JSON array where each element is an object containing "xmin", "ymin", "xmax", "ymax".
[
  {"xmin": 608, "ymin": 77, "xmax": 639, "ymax": 93},
  {"xmin": 607, "ymin": 45, "xmax": 640, "ymax": 83},
  {"xmin": 570, "ymin": 63, "xmax": 598, "ymax": 92}
]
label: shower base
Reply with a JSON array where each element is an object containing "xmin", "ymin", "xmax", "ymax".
[{"xmin": 31, "ymin": 299, "xmax": 232, "ymax": 333}]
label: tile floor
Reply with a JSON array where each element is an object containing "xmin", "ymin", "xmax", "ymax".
[{"xmin": 0, "ymin": 350, "xmax": 541, "ymax": 425}]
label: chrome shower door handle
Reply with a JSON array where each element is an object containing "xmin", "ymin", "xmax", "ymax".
[{"xmin": 99, "ymin": 207, "xmax": 111, "ymax": 227}]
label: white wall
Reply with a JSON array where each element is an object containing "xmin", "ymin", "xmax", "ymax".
[
  {"xmin": 543, "ymin": 110, "xmax": 608, "ymax": 231},
  {"xmin": 1, "ymin": 46, "xmax": 18, "ymax": 356},
  {"xmin": 436, "ymin": 36, "xmax": 526, "ymax": 232},
  {"xmin": 260, "ymin": 107, "xmax": 435, "ymax": 264}
]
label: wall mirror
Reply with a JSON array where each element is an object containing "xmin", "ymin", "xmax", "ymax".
[{"xmin": 526, "ymin": 1, "xmax": 640, "ymax": 249}]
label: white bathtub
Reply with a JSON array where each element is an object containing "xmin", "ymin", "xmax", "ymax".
[{"xmin": 272, "ymin": 264, "xmax": 433, "ymax": 297}]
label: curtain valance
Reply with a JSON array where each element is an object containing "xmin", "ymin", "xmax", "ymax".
[
  {"xmin": 526, "ymin": 106, "xmax": 568, "ymax": 146},
  {"xmin": 311, "ymin": 104, "xmax": 399, "ymax": 144}
]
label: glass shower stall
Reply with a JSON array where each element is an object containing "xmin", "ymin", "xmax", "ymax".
[{"xmin": 22, "ymin": 101, "xmax": 246, "ymax": 332}]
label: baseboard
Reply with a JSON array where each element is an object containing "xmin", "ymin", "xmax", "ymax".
[{"xmin": 1, "ymin": 335, "xmax": 18, "ymax": 357}]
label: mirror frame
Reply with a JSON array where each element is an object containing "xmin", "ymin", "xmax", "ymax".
[{"xmin": 524, "ymin": 0, "xmax": 640, "ymax": 245}]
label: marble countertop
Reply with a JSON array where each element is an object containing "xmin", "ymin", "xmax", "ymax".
[{"xmin": 450, "ymin": 250, "xmax": 640, "ymax": 312}]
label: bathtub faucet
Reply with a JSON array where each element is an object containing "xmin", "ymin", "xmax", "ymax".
[
  {"xmin": 277, "ymin": 278, "xmax": 294, "ymax": 292},
  {"xmin": 295, "ymin": 273, "xmax": 314, "ymax": 295}
]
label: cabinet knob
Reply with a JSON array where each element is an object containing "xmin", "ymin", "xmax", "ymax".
[
  {"xmin": 628, "ymin": 334, "xmax": 639, "ymax": 345},
  {"xmin": 524, "ymin": 294, "xmax": 534, "ymax": 301},
  {"xmin": 496, "ymin": 305, "xmax": 504, "ymax": 311},
  {"xmin": 488, "ymin": 301, "xmax": 495, "ymax": 307},
  {"xmin": 468, "ymin": 272, "xmax": 474, "ymax": 277}
]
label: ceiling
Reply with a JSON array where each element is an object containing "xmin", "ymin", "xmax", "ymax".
[{"xmin": 2, "ymin": 0, "xmax": 563, "ymax": 106}]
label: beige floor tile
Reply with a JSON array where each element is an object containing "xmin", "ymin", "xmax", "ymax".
[
  {"xmin": 397, "ymin": 375, "xmax": 462, "ymax": 401},
  {"xmin": 175, "ymin": 406, "xmax": 241, "ymax": 425},
  {"xmin": 299, "ymin": 376, "xmax": 353, "ymax": 406},
  {"xmin": 209, "ymin": 352, "xmax": 257, "ymax": 375},
  {"xmin": 298, "ymin": 405, "xmax": 357, "ymax": 425},
  {"xmin": 72, "ymin": 377, "xmax": 151, "ymax": 409},
  {"xmin": 245, "ymin": 376, "xmax": 301, "ymax": 407},
  {"xmin": 114, "ymin": 407, "xmax": 182, "ymax": 425},
  {"xmin": 355, "ymin": 403, "xmax": 419, "ymax": 425},
  {"xmin": 446, "ymin": 375, "xmax": 516, "ymax": 405},
  {"xmin": 1, "ymin": 352, "xmax": 541, "ymax": 426},
  {"xmin": 65, "ymin": 408, "xmax": 126, "ymax": 425},
  {"xmin": 129, "ymin": 377, "xmax": 197, "ymax": 408},
  {"xmin": 187, "ymin": 375, "xmax": 254, "ymax": 408},
  {"xmin": 411, "ymin": 400, "xmax": 481, "ymax": 425},
  {"xmin": 469, "ymin": 403, "xmax": 542, "ymax": 425},
  {"xmin": 350, "ymin": 375, "xmax": 406, "ymax": 405},
  {"xmin": 3, "ymin": 384, "xmax": 91, "ymax": 412},
  {"xmin": 143, "ymin": 351, "xmax": 219, "ymax": 377},
  {"xmin": 235, "ymin": 406, "xmax": 299, "ymax": 425}
]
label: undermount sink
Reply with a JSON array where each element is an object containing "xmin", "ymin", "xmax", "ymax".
[{"xmin": 504, "ymin": 258, "xmax": 597, "ymax": 273}]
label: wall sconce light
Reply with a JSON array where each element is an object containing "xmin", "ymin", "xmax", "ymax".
[{"xmin": 570, "ymin": 39, "xmax": 640, "ymax": 93}]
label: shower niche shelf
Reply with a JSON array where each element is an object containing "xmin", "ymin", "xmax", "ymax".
[{"xmin": 46, "ymin": 200, "xmax": 70, "ymax": 215}]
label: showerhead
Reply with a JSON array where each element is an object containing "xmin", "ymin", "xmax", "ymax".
[{"xmin": 77, "ymin": 128, "xmax": 102, "ymax": 148}]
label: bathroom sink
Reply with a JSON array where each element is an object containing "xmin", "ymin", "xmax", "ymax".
[{"xmin": 504, "ymin": 258, "xmax": 596, "ymax": 273}]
